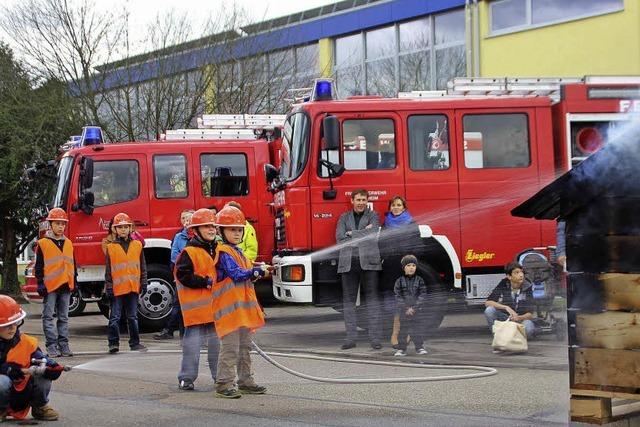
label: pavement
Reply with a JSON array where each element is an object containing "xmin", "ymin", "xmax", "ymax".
[{"xmin": 8, "ymin": 301, "xmax": 622, "ymax": 426}]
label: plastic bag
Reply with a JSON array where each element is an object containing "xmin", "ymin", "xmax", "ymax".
[{"xmin": 492, "ymin": 320, "xmax": 528, "ymax": 353}]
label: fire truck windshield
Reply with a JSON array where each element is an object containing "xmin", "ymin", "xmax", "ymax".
[
  {"xmin": 51, "ymin": 156, "xmax": 73, "ymax": 208},
  {"xmin": 281, "ymin": 112, "xmax": 310, "ymax": 181}
]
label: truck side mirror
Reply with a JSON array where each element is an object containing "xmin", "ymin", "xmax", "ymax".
[
  {"xmin": 322, "ymin": 116, "xmax": 340, "ymax": 151},
  {"xmin": 329, "ymin": 163, "xmax": 345, "ymax": 177},
  {"xmin": 264, "ymin": 163, "xmax": 278, "ymax": 184},
  {"xmin": 80, "ymin": 157, "xmax": 94, "ymax": 189},
  {"xmin": 81, "ymin": 191, "xmax": 94, "ymax": 215}
]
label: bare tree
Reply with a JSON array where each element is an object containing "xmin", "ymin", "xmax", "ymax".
[{"xmin": 2, "ymin": 0, "xmax": 321, "ymax": 142}]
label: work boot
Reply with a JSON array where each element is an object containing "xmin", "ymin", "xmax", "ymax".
[
  {"xmin": 59, "ymin": 343, "xmax": 73, "ymax": 357},
  {"xmin": 340, "ymin": 341, "xmax": 356, "ymax": 350},
  {"xmin": 215, "ymin": 388, "xmax": 241, "ymax": 399},
  {"xmin": 153, "ymin": 329, "xmax": 173, "ymax": 340},
  {"xmin": 108, "ymin": 344, "xmax": 119, "ymax": 354},
  {"xmin": 178, "ymin": 379, "xmax": 194, "ymax": 391},
  {"xmin": 32, "ymin": 404, "xmax": 59, "ymax": 421},
  {"xmin": 130, "ymin": 343, "xmax": 148, "ymax": 352},
  {"xmin": 46, "ymin": 345, "xmax": 61, "ymax": 358},
  {"xmin": 238, "ymin": 384, "xmax": 267, "ymax": 395}
]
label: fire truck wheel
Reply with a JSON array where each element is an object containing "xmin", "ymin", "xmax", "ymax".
[
  {"xmin": 137, "ymin": 263, "xmax": 175, "ymax": 332},
  {"xmin": 68, "ymin": 288, "xmax": 85, "ymax": 317}
]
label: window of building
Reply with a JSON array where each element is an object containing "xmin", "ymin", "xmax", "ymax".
[
  {"xmin": 335, "ymin": 33, "xmax": 364, "ymax": 96},
  {"xmin": 154, "ymin": 155, "xmax": 188, "ymax": 199},
  {"xmin": 200, "ymin": 154, "xmax": 249, "ymax": 197},
  {"xmin": 342, "ymin": 119, "xmax": 396, "ymax": 170},
  {"xmin": 490, "ymin": 0, "xmax": 623, "ymax": 34},
  {"xmin": 408, "ymin": 115, "xmax": 450, "ymax": 170},
  {"xmin": 462, "ymin": 114, "xmax": 530, "ymax": 169},
  {"xmin": 399, "ymin": 18, "xmax": 431, "ymax": 93},
  {"xmin": 334, "ymin": 9, "xmax": 466, "ymax": 96},
  {"xmin": 90, "ymin": 160, "xmax": 139, "ymax": 207}
]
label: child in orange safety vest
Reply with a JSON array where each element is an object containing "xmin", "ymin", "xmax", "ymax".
[
  {"xmin": 213, "ymin": 205, "xmax": 271, "ymax": 399},
  {"xmin": 104, "ymin": 212, "xmax": 148, "ymax": 354},
  {"xmin": 34, "ymin": 208, "xmax": 75, "ymax": 358},
  {"xmin": 173, "ymin": 208, "xmax": 220, "ymax": 391},
  {"xmin": 0, "ymin": 295, "xmax": 66, "ymax": 422}
]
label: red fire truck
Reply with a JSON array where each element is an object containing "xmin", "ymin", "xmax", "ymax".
[
  {"xmin": 268, "ymin": 77, "xmax": 640, "ymax": 330},
  {"xmin": 23, "ymin": 115, "xmax": 284, "ymax": 329}
]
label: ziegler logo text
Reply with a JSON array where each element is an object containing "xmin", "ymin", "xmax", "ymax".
[{"xmin": 465, "ymin": 249, "xmax": 496, "ymax": 262}]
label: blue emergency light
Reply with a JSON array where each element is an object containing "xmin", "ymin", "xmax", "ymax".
[
  {"xmin": 81, "ymin": 126, "xmax": 103, "ymax": 146},
  {"xmin": 313, "ymin": 79, "xmax": 333, "ymax": 101}
]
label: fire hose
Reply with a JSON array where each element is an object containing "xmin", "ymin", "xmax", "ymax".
[
  {"xmin": 250, "ymin": 341, "xmax": 497, "ymax": 384},
  {"xmin": 27, "ymin": 358, "xmax": 72, "ymax": 377}
]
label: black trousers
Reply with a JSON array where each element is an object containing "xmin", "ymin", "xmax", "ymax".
[
  {"xmin": 397, "ymin": 310, "xmax": 425, "ymax": 351},
  {"xmin": 341, "ymin": 263, "xmax": 381, "ymax": 343}
]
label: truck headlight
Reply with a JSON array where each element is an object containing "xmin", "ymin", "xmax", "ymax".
[{"xmin": 281, "ymin": 265, "xmax": 305, "ymax": 282}]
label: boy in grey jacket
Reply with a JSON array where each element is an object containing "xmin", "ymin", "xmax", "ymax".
[{"xmin": 394, "ymin": 254, "xmax": 428, "ymax": 356}]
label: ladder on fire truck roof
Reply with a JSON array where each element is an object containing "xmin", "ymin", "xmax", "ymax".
[
  {"xmin": 399, "ymin": 76, "xmax": 640, "ymax": 101},
  {"xmin": 162, "ymin": 114, "xmax": 286, "ymax": 141},
  {"xmin": 398, "ymin": 77, "xmax": 583, "ymax": 101}
]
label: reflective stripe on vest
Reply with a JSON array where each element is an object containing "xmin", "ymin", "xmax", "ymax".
[
  {"xmin": 107, "ymin": 240, "xmax": 142, "ymax": 296},
  {"xmin": 6, "ymin": 334, "xmax": 38, "ymax": 419},
  {"xmin": 212, "ymin": 244, "xmax": 264, "ymax": 338},
  {"xmin": 175, "ymin": 246, "xmax": 217, "ymax": 327},
  {"xmin": 7, "ymin": 333, "xmax": 38, "ymax": 391},
  {"xmin": 38, "ymin": 238, "xmax": 75, "ymax": 292}
]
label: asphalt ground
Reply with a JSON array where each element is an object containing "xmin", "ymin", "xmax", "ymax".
[{"xmin": 7, "ymin": 301, "xmax": 622, "ymax": 426}]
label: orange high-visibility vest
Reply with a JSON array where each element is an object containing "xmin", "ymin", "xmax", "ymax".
[
  {"xmin": 106, "ymin": 240, "xmax": 142, "ymax": 296},
  {"xmin": 175, "ymin": 246, "xmax": 217, "ymax": 327},
  {"xmin": 6, "ymin": 334, "xmax": 38, "ymax": 420},
  {"xmin": 38, "ymin": 238, "xmax": 75, "ymax": 292},
  {"xmin": 212, "ymin": 244, "xmax": 264, "ymax": 338}
]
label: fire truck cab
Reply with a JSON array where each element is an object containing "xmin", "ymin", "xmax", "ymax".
[
  {"xmin": 36, "ymin": 116, "xmax": 282, "ymax": 329},
  {"xmin": 269, "ymin": 77, "xmax": 640, "ymax": 330}
]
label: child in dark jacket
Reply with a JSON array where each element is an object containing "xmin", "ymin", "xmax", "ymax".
[
  {"xmin": 393, "ymin": 254, "xmax": 429, "ymax": 356},
  {"xmin": 0, "ymin": 295, "xmax": 65, "ymax": 421}
]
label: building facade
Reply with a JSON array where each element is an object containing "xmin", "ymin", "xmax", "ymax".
[{"xmin": 95, "ymin": 0, "xmax": 638, "ymax": 125}]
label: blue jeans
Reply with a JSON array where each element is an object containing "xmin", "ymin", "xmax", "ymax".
[
  {"xmin": 179, "ymin": 323, "xmax": 219, "ymax": 382},
  {"xmin": 484, "ymin": 306, "xmax": 535, "ymax": 338},
  {"xmin": 108, "ymin": 293, "xmax": 140, "ymax": 347},
  {"xmin": 0, "ymin": 375, "xmax": 51, "ymax": 410},
  {"xmin": 42, "ymin": 288, "xmax": 70, "ymax": 349}
]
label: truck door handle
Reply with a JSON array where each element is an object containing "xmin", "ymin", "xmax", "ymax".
[{"xmin": 134, "ymin": 220, "xmax": 148, "ymax": 226}]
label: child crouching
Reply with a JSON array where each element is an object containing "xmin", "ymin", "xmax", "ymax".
[
  {"xmin": 213, "ymin": 206, "xmax": 269, "ymax": 399},
  {"xmin": 0, "ymin": 295, "xmax": 66, "ymax": 421}
]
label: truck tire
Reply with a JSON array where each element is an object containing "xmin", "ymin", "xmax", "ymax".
[
  {"xmin": 68, "ymin": 288, "xmax": 86, "ymax": 317},
  {"xmin": 138, "ymin": 263, "xmax": 175, "ymax": 332}
]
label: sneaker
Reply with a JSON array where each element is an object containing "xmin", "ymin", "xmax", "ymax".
[
  {"xmin": 153, "ymin": 329, "xmax": 174, "ymax": 340},
  {"xmin": 394, "ymin": 349, "xmax": 406, "ymax": 357},
  {"xmin": 215, "ymin": 388, "xmax": 242, "ymax": 399},
  {"xmin": 416, "ymin": 348, "xmax": 428, "ymax": 355},
  {"xmin": 371, "ymin": 342, "xmax": 382, "ymax": 350},
  {"xmin": 340, "ymin": 341, "xmax": 356, "ymax": 350},
  {"xmin": 46, "ymin": 345, "xmax": 61, "ymax": 358},
  {"xmin": 108, "ymin": 344, "xmax": 119, "ymax": 354},
  {"xmin": 178, "ymin": 379, "xmax": 195, "ymax": 391},
  {"xmin": 238, "ymin": 384, "xmax": 267, "ymax": 395},
  {"xmin": 130, "ymin": 344, "xmax": 148, "ymax": 352},
  {"xmin": 32, "ymin": 404, "xmax": 59, "ymax": 421},
  {"xmin": 492, "ymin": 349, "xmax": 504, "ymax": 354},
  {"xmin": 59, "ymin": 344, "xmax": 73, "ymax": 357}
]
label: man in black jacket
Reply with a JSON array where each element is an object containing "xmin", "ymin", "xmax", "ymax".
[{"xmin": 484, "ymin": 262, "xmax": 535, "ymax": 340}]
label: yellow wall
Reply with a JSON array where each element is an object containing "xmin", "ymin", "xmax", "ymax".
[
  {"xmin": 318, "ymin": 38, "xmax": 333, "ymax": 78},
  {"xmin": 479, "ymin": 0, "xmax": 640, "ymax": 77}
]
